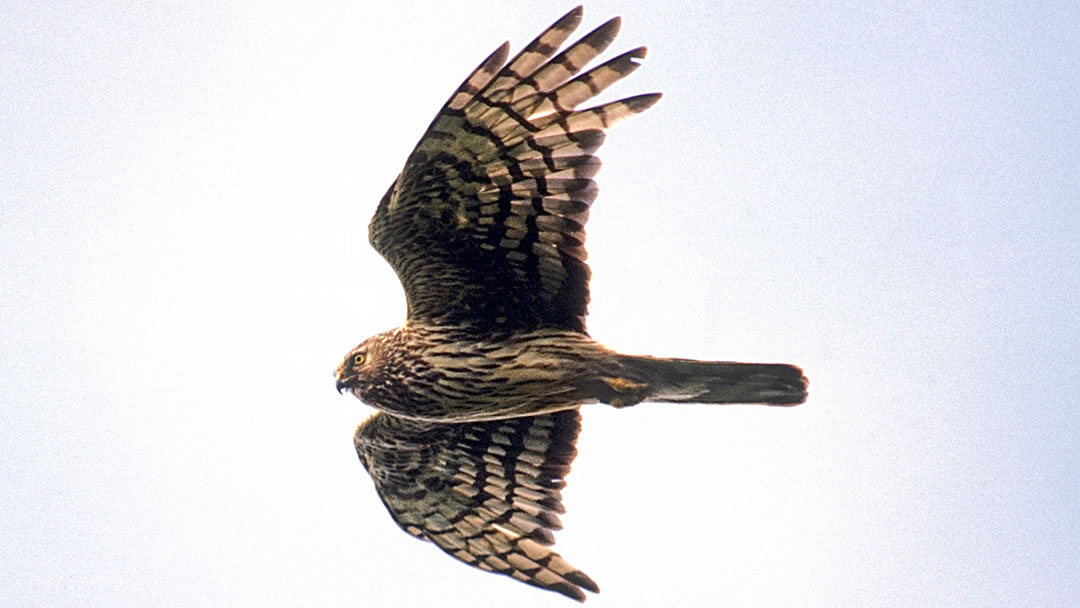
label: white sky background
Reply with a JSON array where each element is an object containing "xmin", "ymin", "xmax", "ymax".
[{"xmin": 2, "ymin": 1, "xmax": 1078, "ymax": 606}]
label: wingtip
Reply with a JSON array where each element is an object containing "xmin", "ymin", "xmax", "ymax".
[
  {"xmin": 493, "ymin": 40, "xmax": 511, "ymax": 64},
  {"xmin": 599, "ymin": 15, "xmax": 622, "ymax": 38},
  {"xmin": 560, "ymin": 5, "xmax": 586, "ymax": 28},
  {"xmin": 627, "ymin": 92, "xmax": 663, "ymax": 113},
  {"xmin": 549, "ymin": 572, "xmax": 598, "ymax": 602},
  {"xmin": 566, "ymin": 569, "xmax": 600, "ymax": 594}
]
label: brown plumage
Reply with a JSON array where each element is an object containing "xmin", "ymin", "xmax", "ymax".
[{"xmin": 335, "ymin": 6, "xmax": 807, "ymax": 601}]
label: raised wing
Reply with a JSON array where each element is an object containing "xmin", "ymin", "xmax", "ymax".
[
  {"xmin": 369, "ymin": 6, "xmax": 659, "ymax": 334},
  {"xmin": 354, "ymin": 409, "xmax": 597, "ymax": 601}
]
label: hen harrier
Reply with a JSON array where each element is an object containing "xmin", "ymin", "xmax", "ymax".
[{"xmin": 335, "ymin": 6, "xmax": 807, "ymax": 601}]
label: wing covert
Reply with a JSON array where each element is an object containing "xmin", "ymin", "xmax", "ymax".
[
  {"xmin": 354, "ymin": 409, "xmax": 597, "ymax": 601},
  {"xmin": 368, "ymin": 6, "xmax": 659, "ymax": 333}
]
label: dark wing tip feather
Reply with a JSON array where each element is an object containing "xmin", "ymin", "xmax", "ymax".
[
  {"xmin": 579, "ymin": 16, "xmax": 622, "ymax": 53},
  {"xmin": 567, "ymin": 570, "xmax": 601, "ymax": 594},
  {"xmin": 563, "ymin": 5, "xmax": 585, "ymax": 23},
  {"xmin": 614, "ymin": 46, "xmax": 648, "ymax": 70},
  {"xmin": 624, "ymin": 92, "xmax": 663, "ymax": 113}
]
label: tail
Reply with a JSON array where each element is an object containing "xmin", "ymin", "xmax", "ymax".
[{"xmin": 611, "ymin": 355, "xmax": 808, "ymax": 406}]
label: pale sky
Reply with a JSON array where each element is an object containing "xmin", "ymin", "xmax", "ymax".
[{"xmin": 2, "ymin": 2, "xmax": 1078, "ymax": 607}]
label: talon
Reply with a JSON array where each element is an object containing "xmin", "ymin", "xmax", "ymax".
[{"xmin": 599, "ymin": 376, "xmax": 649, "ymax": 407}]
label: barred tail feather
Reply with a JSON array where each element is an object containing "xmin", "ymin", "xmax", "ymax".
[{"xmin": 619, "ymin": 356, "xmax": 808, "ymax": 406}]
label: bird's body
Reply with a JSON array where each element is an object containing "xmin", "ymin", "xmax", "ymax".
[
  {"xmin": 334, "ymin": 6, "xmax": 807, "ymax": 601},
  {"xmin": 341, "ymin": 325, "xmax": 616, "ymax": 422},
  {"xmin": 340, "ymin": 324, "xmax": 806, "ymax": 423}
]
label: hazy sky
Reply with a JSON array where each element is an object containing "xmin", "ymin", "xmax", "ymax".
[{"xmin": 3, "ymin": 2, "xmax": 1078, "ymax": 607}]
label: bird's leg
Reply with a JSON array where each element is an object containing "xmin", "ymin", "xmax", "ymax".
[{"xmin": 594, "ymin": 376, "xmax": 651, "ymax": 408}]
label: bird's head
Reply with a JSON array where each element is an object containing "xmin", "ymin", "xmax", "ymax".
[{"xmin": 335, "ymin": 332, "xmax": 394, "ymax": 398}]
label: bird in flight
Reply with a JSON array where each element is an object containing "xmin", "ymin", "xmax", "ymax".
[{"xmin": 335, "ymin": 6, "xmax": 807, "ymax": 602}]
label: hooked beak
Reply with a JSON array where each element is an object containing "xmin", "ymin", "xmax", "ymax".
[
  {"xmin": 334, "ymin": 361, "xmax": 353, "ymax": 394},
  {"xmin": 335, "ymin": 367, "xmax": 355, "ymax": 394}
]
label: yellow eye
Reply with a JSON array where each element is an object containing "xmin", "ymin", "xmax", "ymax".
[{"xmin": 353, "ymin": 353, "xmax": 366, "ymax": 365}]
